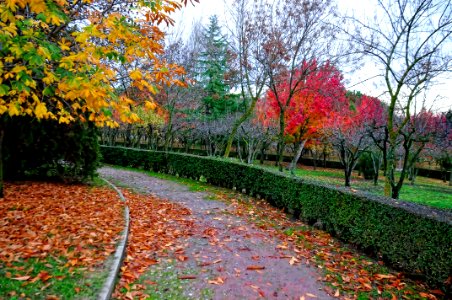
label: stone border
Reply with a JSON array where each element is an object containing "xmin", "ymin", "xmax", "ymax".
[{"xmin": 97, "ymin": 178, "xmax": 130, "ymax": 300}]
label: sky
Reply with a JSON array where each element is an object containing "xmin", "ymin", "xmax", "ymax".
[{"xmin": 168, "ymin": 0, "xmax": 451, "ymax": 112}]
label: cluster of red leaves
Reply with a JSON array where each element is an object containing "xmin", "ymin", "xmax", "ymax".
[
  {"xmin": 215, "ymin": 192, "xmax": 444, "ymax": 300},
  {"xmin": 113, "ymin": 189, "xmax": 195, "ymax": 299},
  {"xmin": 0, "ymin": 182, "xmax": 124, "ymax": 282}
]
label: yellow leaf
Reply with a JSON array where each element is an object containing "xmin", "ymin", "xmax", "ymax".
[
  {"xmin": 5, "ymin": 0, "xmax": 18, "ymax": 12},
  {"xmin": 35, "ymin": 102, "xmax": 48, "ymax": 119},
  {"xmin": 11, "ymin": 65, "xmax": 27, "ymax": 74},
  {"xmin": 0, "ymin": 104, "xmax": 7, "ymax": 114},
  {"xmin": 59, "ymin": 116, "xmax": 71, "ymax": 124},
  {"xmin": 30, "ymin": 0, "xmax": 47, "ymax": 14},
  {"xmin": 8, "ymin": 103, "xmax": 20, "ymax": 116},
  {"xmin": 144, "ymin": 101, "xmax": 156, "ymax": 110},
  {"xmin": 129, "ymin": 70, "xmax": 142, "ymax": 80},
  {"xmin": 58, "ymin": 39, "xmax": 71, "ymax": 51}
]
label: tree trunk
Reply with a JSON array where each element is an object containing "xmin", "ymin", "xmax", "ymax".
[
  {"xmin": 224, "ymin": 96, "xmax": 258, "ymax": 158},
  {"xmin": 289, "ymin": 140, "xmax": 306, "ymax": 175},
  {"xmin": 344, "ymin": 168, "xmax": 351, "ymax": 187},
  {"xmin": 382, "ymin": 127, "xmax": 388, "ymax": 176},
  {"xmin": 276, "ymin": 109, "xmax": 285, "ymax": 172},
  {"xmin": 384, "ymin": 137, "xmax": 396, "ymax": 197},
  {"xmin": 259, "ymin": 142, "xmax": 266, "ymax": 165},
  {"xmin": 164, "ymin": 115, "xmax": 173, "ymax": 152},
  {"xmin": 391, "ymin": 186, "xmax": 400, "ymax": 199}
]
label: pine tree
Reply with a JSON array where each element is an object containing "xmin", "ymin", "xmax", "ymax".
[{"xmin": 198, "ymin": 15, "xmax": 238, "ymax": 119}]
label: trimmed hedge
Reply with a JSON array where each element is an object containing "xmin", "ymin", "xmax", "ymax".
[{"xmin": 100, "ymin": 146, "xmax": 452, "ymax": 289}]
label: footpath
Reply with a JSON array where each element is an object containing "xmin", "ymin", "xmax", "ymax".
[{"xmin": 100, "ymin": 166, "xmax": 334, "ymax": 299}]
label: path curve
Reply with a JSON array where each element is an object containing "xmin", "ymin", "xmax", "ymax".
[{"xmin": 99, "ymin": 166, "xmax": 334, "ymax": 300}]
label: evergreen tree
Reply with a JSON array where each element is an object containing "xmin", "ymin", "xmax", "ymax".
[{"xmin": 198, "ymin": 15, "xmax": 238, "ymax": 119}]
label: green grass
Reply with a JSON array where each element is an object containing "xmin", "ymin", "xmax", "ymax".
[
  {"xmin": 0, "ymin": 257, "xmax": 109, "ymax": 299},
  {"xmin": 259, "ymin": 164, "xmax": 452, "ymax": 210},
  {"xmin": 88, "ymin": 176, "xmax": 108, "ymax": 187},
  {"xmin": 130, "ymin": 259, "xmax": 212, "ymax": 300}
]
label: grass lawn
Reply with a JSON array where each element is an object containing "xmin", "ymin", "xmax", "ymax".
[{"xmin": 261, "ymin": 163, "xmax": 452, "ymax": 210}]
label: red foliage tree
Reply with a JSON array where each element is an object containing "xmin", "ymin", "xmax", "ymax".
[
  {"xmin": 325, "ymin": 95, "xmax": 387, "ymax": 187},
  {"xmin": 263, "ymin": 61, "xmax": 347, "ymax": 174}
]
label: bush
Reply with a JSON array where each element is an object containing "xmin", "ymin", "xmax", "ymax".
[
  {"xmin": 100, "ymin": 146, "xmax": 452, "ymax": 289},
  {"xmin": 358, "ymin": 152, "xmax": 375, "ymax": 180},
  {"xmin": 4, "ymin": 117, "xmax": 100, "ymax": 182}
]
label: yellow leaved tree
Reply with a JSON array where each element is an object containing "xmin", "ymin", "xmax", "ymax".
[{"xmin": 0, "ymin": 0, "xmax": 195, "ymax": 196}]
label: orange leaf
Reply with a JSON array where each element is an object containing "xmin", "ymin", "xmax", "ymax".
[
  {"xmin": 208, "ymin": 277, "xmax": 224, "ymax": 285},
  {"xmin": 177, "ymin": 255, "xmax": 188, "ymax": 262},
  {"xmin": 374, "ymin": 273, "xmax": 396, "ymax": 280},
  {"xmin": 246, "ymin": 265, "xmax": 265, "ymax": 270}
]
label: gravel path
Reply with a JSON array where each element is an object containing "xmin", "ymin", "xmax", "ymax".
[{"xmin": 99, "ymin": 166, "xmax": 334, "ymax": 300}]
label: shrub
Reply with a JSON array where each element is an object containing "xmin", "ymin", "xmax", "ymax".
[
  {"xmin": 4, "ymin": 117, "xmax": 100, "ymax": 182},
  {"xmin": 100, "ymin": 146, "xmax": 452, "ymax": 289}
]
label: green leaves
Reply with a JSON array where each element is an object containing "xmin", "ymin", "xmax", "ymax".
[{"xmin": 0, "ymin": 84, "xmax": 9, "ymax": 96}]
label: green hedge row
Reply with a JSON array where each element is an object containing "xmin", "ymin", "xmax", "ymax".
[{"xmin": 100, "ymin": 146, "xmax": 452, "ymax": 289}]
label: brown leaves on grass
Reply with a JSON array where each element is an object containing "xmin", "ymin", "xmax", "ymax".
[
  {"xmin": 0, "ymin": 182, "xmax": 124, "ymax": 279},
  {"xmin": 113, "ymin": 190, "xmax": 195, "ymax": 298}
]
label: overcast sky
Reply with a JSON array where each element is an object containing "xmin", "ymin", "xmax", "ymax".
[{"xmin": 168, "ymin": 0, "xmax": 451, "ymax": 112}]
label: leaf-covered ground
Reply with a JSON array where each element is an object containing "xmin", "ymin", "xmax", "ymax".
[
  {"xmin": 101, "ymin": 167, "xmax": 448, "ymax": 300},
  {"xmin": 0, "ymin": 182, "xmax": 124, "ymax": 299},
  {"xmin": 1, "ymin": 170, "xmax": 447, "ymax": 299},
  {"xmin": 112, "ymin": 190, "xmax": 195, "ymax": 299}
]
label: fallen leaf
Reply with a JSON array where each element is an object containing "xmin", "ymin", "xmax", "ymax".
[
  {"xmin": 178, "ymin": 275, "xmax": 197, "ymax": 280},
  {"xmin": 177, "ymin": 255, "xmax": 188, "ymax": 262},
  {"xmin": 289, "ymin": 256, "xmax": 299, "ymax": 265},
  {"xmin": 13, "ymin": 276, "xmax": 30, "ymax": 281},
  {"xmin": 374, "ymin": 273, "xmax": 396, "ymax": 280},
  {"xmin": 208, "ymin": 277, "xmax": 224, "ymax": 285},
  {"xmin": 430, "ymin": 289, "xmax": 445, "ymax": 296},
  {"xmin": 277, "ymin": 244, "xmax": 288, "ymax": 249},
  {"xmin": 246, "ymin": 265, "xmax": 265, "ymax": 270}
]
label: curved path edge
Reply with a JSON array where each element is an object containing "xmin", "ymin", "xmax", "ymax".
[{"xmin": 97, "ymin": 178, "xmax": 130, "ymax": 300}]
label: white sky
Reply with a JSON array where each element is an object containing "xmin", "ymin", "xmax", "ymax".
[{"xmin": 168, "ymin": 0, "xmax": 451, "ymax": 112}]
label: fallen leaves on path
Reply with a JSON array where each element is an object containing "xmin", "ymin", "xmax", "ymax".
[
  {"xmin": 113, "ymin": 189, "xmax": 195, "ymax": 299},
  {"xmin": 0, "ymin": 182, "xmax": 124, "ymax": 281}
]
